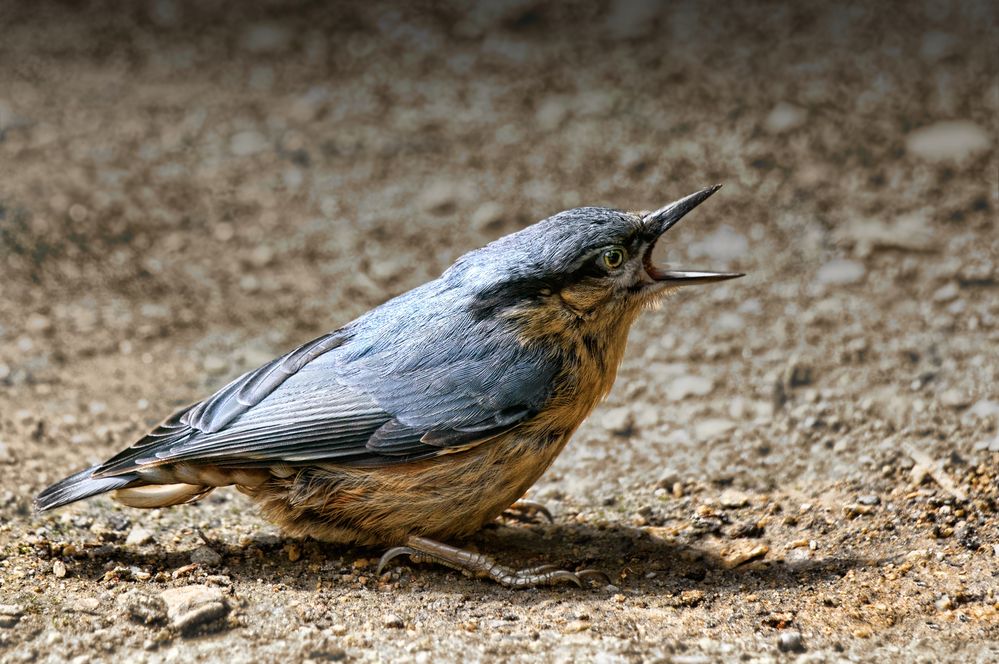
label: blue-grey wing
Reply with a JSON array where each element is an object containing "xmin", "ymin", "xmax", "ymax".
[{"xmin": 93, "ymin": 326, "xmax": 555, "ymax": 476}]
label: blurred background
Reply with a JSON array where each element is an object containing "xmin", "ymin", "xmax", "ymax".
[{"xmin": 0, "ymin": 1, "xmax": 996, "ymax": 661}]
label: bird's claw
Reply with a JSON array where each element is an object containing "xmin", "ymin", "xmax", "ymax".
[
  {"xmin": 376, "ymin": 535, "xmax": 608, "ymax": 589},
  {"xmin": 500, "ymin": 500, "xmax": 555, "ymax": 525}
]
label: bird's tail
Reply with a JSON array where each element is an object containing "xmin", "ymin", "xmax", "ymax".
[{"xmin": 34, "ymin": 466, "xmax": 139, "ymax": 512}]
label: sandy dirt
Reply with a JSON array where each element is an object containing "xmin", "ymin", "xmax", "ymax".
[{"xmin": 1, "ymin": 1, "xmax": 997, "ymax": 662}]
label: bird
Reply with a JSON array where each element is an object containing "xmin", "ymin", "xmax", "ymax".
[{"xmin": 35, "ymin": 185, "xmax": 742, "ymax": 588}]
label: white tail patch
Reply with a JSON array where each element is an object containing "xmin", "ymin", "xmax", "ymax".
[{"xmin": 112, "ymin": 484, "xmax": 213, "ymax": 508}]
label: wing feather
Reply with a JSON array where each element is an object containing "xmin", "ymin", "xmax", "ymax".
[{"xmin": 94, "ymin": 315, "xmax": 558, "ymax": 477}]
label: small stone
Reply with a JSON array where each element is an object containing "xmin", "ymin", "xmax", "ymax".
[
  {"xmin": 0, "ymin": 604, "xmax": 22, "ymax": 628},
  {"xmin": 202, "ymin": 356, "xmax": 228, "ymax": 374},
  {"xmin": 963, "ymin": 399, "xmax": 999, "ymax": 423},
  {"xmin": 288, "ymin": 86, "xmax": 331, "ymax": 123},
  {"xmin": 230, "ymin": 130, "xmax": 268, "ymax": 157},
  {"xmin": 935, "ymin": 594, "xmax": 954, "ymax": 611},
  {"xmin": 601, "ymin": 407, "xmax": 634, "ymax": 436},
  {"xmin": 906, "ymin": 121, "xmax": 990, "ymax": 163},
  {"xmin": 777, "ymin": 630, "xmax": 805, "ymax": 653},
  {"xmin": 723, "ymin": 543, "xmax": 769, "ymax": 569},
  {"xmin": 26, "ymin": 313, "xmax": 52, "ymax": 333},
  {"xmin": 857, "ymin": 494, "xmax": 880, "ymax": 506},
  {"xmin": 686, "ymin": 226, "xmax": 749, "ymax": 262},
  {"xmin": 190, "ymin": 546, "xmax": 222, "ymax": 567},
  {"xmin": 241, "ymin": 23, "xmax": 293, "ymax": 54},
  {"xmin": 765, "ymin": 102, "xmax": 807, "ymax": 133},
  {"xmin": 126, "ymin": 526, "xmax": 155, "ymax": 547},
  {"xmin": 159, "ymin": 585, "xmax": 228, "ymax": 634},
  {"xmin": 72, "ymin": 597, "xmax": 100, "ymax": 614},
  {"xmin": 694, "ymin": 418, "xmax": 736, "ymax": 440},
  {"xmin": 933, "ymin": 283, "xmax": 960, "ymax": 303},
  {"xmin": 121, "ymin": 589, "xmax": 168, "ymax": 626},
  {"xmin": 470, "ymin": 202, "xmax": 505, "ymax": 232},
  {"xmin": 940, "ymin": 388, "xmax": 970, "ymax": 409},
  {"xmin": 382, "ymin": 613, "xmax": 404, "ymax": 629},
  {"xmin": 419, "ymin": 181, "xmax": 460, "ymax": 214},
  {"xmin": 719, "ymin": 489, "xmax": 750, "ymax": 509},
  {"xmin": 667, "ymin": 375, "xmax": 714, "ymax": 401},
  {"xmin": 563, "ymin": 619, "xmax": 591, "ymax": 633},
  {"xmin": 816, "ymin": 259, "xmax": 866, "ymax": 286},
  {"xmin": 53, "ymin": 560, "xmax": 67, "ymax": 578}
]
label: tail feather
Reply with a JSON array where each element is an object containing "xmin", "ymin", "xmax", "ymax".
[{"xmin": 34, "ymin": 466, "xmax": 139, "ymax": 512}]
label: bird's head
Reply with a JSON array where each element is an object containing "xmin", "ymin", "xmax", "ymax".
[{"xmin": 454, "ymin": 186, "xmax": 742, "ymax": 336}]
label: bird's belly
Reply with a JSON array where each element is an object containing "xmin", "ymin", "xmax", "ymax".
[{"xmin": 245, "ymin": 428, "xmax": 573, "ymax": 546}]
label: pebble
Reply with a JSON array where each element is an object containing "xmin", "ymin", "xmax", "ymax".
[
  {"xmin": 120, "ymin": 589, "xmax": 168, "ymax": 626},
  {"xmin": 601, "ymin": 407, "xmax": 634, "ymax": 436},
  {"xmin": 240, "ymin": 23, "xmax": 293, "ymax": 54},
  {"xmin": 159, "ymin": 585, "xmax": 228, "ymax": 634},
  {"xmin": 419, "ymin": 181, "xmax": 460, "ymax": 214},
  {"xmin": 837, "ymin": 211, "xmax": 935, "ymax": 255},
  {"xmin": 963, "ymin": 399, "xmax": 999, "ymax": 423},
  {"xmin": 26, "ymin": 313, "xmax": 52, "ymax": 333},
  {"xmin": 939, "ymin": 388, "xmax": 970, "ymax": 409},
  {"xmin": 190, "ymin": 546, "xmax": 222, "ymax": 567},
  {"xmin": 719, "ymin": 489, "xmax": 750, "ymax": 508},
  {"xmin": 906, "ymin": 121, "xmax": 990, "ymax": 162},
  {"xmin": 230, "ymin": 130, "xmax": 269, "ymax": 157},
  {"xmin": 470, "ymin": 201, "xmax": 505, "ymax": 232},
  {"xmin": 126, "ymin": 526, "xmax": 155, "ymax": 547},
  {"xmin": 72, "ymin": 597, "xmax": 100, "ymax": 614},
  {"xmin": 288, "ymin": 86, "xmax": 331, "ymax": 123},
  {"xmin": 857, "ymin": 494, "xmax": 880, "ymax": 506},
  {"xmin": 816, "ymin": 259, "xmax": 866, "ymax": 286},
  {"xmin": 764, "ymin": 102, "xmax": 807, "ymax": 133},
  {"xmin": 0, "ymin": 604, "xmax": 22, "ymax": 628},
  {"xmin": 694, "ymin": 419, "xmax": 736, "ymax": 440},
  {"xmin": 202, "ymin": 355, "xmax": 229, "ymax": 374},
  {"xmin": 686, "ymin": 226, "xmax": 749, "ymax": 262},
  {"xmin": 932, "ymin": 283, "xmax": 960, "ymax": 303},
  {"xmin": 53, "ymin": 560, "xmax": 67, "ymax": 578},
  {"xmin": 777, "ymin": 630, "xmax": 805, "ymax": 653},
  {"xmin": 382, "ymin": 613, "xmax": 404, "ymax": 629},
  {"xmin": 934, "ymin": 594, "xmax": 954, "ymax": 611},
  {"xmin": 667, "ymin": 375, "xmax": 714, "ymax": 401}
]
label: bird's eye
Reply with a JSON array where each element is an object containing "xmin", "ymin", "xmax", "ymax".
[{"xmin": 602, "ymin": 248, "xmax": 626, "ymax": 270}]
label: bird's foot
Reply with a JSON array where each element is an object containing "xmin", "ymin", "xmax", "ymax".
[
  {"xmin": 500, "ymin": 500, "xmax": 554, "ymax": 525},
  {"xmin": 377, "ymin": 535, "xmax": 609, "ymax": 589}
]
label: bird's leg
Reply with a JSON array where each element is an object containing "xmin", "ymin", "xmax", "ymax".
[
  {"xmin": 500, "ymin": 499, "xmax": 554, "ymax": 525},
  {"xmin": 377, "ymin": 535, "xmax": 609, "ymax": 589}
]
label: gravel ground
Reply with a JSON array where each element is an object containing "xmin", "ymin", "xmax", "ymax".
[{"xmin": 1, "ymin": 1, "xmax": 997, "ymax": 662}]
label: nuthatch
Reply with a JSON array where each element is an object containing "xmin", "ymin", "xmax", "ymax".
[{"xmin": 36, "ymin": 186, "xmax": 742, "ymax": 587}]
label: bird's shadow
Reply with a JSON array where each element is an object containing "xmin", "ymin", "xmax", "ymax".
[{"xmin": 67, "ymin": 519, "xmax": 876, "ymax": 601}]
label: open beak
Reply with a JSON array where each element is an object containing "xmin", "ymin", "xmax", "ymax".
[{"xmin": 641, "ymin": 185, "xmax": 744, "ymax": 286}]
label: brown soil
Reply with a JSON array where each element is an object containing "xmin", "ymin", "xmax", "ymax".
[{"xmin": 1, "ymin": 1, "xmax": 997, "ymax": 662}]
